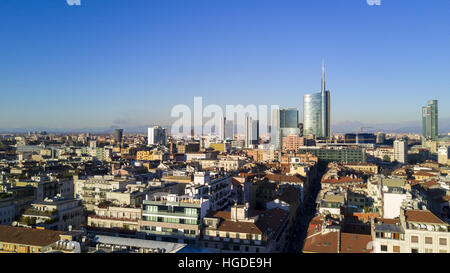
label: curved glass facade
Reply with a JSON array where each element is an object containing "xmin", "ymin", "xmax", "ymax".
[
  {"xmin": 303, "ymin": 92, "xmax": 323, "ymax": 137},
  {"xmin": 303, "ymin": 90, "xmax": 330, "ymax": 139}
]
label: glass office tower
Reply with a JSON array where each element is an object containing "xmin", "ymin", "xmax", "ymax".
[
  {"xmin": 280, "ymin": 108, "xmax": 299, "ymax": 128},
  {"xmin": 303, "ymin": 62, "xmax": 330, "ymax": 139},
  {"xmin": 271, "ymin": 108, "xmax": 300, "ymax": 149},
  {"xmin": 422, "ymin": 100, "xmax": 438, "ymax": 141}
]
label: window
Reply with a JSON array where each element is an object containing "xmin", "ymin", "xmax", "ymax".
[
  {"xmin": 146, "ymin": 206, "xmax": 158, "ymax": 213},
  {"xmin": 425, "ymin": 249, "xmax": 433, "ymax": 253},
  {"xmin": 411, "ymin": 248, "xmax": 418, "ymax": 253},
  {"xmin": 393, "ymin": 246, "xmax": 400, "ymax": 253},
  {"xmin": 439, "ymin": 238, "xmax": 447, "ymax": 246},
  {"xmin": 411, "ymin": 236, "xmax": 419, "ymax": 243},
  {"xmin": 185, "ymin": 208, "xmax": 197, "ymax": 216},
  {"xmin": 425, "ymin": 237, "xmax": 432, "ymax": 244},
  {"xmin": 439, "ymin": 250, "xmax": 447, "ymax": 253},
  {"xmin": 380, "ymin": 245, "xmax": 388, "ymax": 252}
]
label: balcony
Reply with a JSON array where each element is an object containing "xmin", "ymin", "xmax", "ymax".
[
  {"xmin": 88, "ymin": 214, "xmax": 139, "ymax": 222},
  {"xmin": 23, "ymin": 208, "xmax": 58, "ymax": 217},
  {"xmin": 142, "ymin": 210, "xmax": 198, "ymax": 218},
  {"xmin": 141, "ymin": 230, "xmax": 197, "ymax": 238}
]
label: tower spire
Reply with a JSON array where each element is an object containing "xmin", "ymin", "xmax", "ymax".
[{"xmin": 321, "ymin": 59, "xmax": 325, "ymax": 94}]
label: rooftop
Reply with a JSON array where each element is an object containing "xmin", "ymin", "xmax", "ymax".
[
  {"xmin": 404, "ymin": 210, "xmax": 446, "ymax": 225},
  {"xmin": 0, "ymin": 226, "xmax": 64, "ymax": 247}
]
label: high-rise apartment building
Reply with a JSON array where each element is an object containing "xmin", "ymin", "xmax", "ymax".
[
  {"xmin": 394, "ymin": 139, "xmax": 408, "ymax": 164},
  {"xmin": 303, "ymin": 61, "xmax": 331, "ymax": 139},
  {"xmin": 422, "ymin": 100, "xmax": 438, "ymax": 141}
]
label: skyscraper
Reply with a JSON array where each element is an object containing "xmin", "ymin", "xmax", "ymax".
[
  {"xmin": 271, "ymin": 108, "xmax": 300, "ymax": 149},
  {"xmin": 271, "ymin": 108, "xmax": 280, "ymax": 149},
  {"xmin": 225, "ymin": 119, "xmax": 234, "ymax": 140},
  {"xmin": 113, "ymin": 129, "xmax": 123, "ymax": 144},
  {"xmin": 220, "ymin": 117, "xmax": 226, "ymax": 140},
  {"xmin": 303, "ymin": 61, "xmax": 331, "ymax": 139},
  {"xmin": 148, "ymin": 126, "xmax": 167, "ymax": 146},
  {"xmin": 245, "ymin": 116, "xmax": 259, "ymax": 148},
  {"xmin": 422, "ymin": 100, "xmax": 438, "ymax": 141}
]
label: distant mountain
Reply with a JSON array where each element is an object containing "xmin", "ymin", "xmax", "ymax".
[
  {"xmin": 1, "ymin": 118, "xmax": 449, "ymax": 135},
  {"xmin": 332, "ymin": 118, "xmax": 450, "ymax": 134}
]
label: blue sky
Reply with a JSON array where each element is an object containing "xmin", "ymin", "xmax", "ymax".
[{"xmin": 0, "ymin": 0, "xmax": 449, "ymax": 130}]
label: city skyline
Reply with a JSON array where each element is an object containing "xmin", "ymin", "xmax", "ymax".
[{"xmin": 1, "ymin": 0, "xmax": 449, "ymax": 130}]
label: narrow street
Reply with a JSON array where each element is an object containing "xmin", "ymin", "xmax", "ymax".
[{"xmin": 284, "ymin": 166, "xmax": 326, "ymax": 253}]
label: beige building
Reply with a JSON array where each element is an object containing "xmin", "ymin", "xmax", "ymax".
[
  {"xmin": 0, "ymin": 226, "xmax": 65, "ymax": 253},
  {"xmin": 20, "ymin": 196, "xmax": 84, "ymax": 231},
  {"xmin": 88, "ymin": 206, "xmax": 142, "ymax": 231},
  {"xmin": 201, "ymin": 204, "xmax": 289, "ymax": 253},
  {"xmin": 74, "ymin": 175, "xmax": 136, "ymax": 211},
  {"xmin": 343, "ymin": 163, "xmax": 379, "ymax": 174},
  {"xmin": 372, "ymin": 209, "xmax": 450, "ymax": 253},
  {"xmin": 136, "ymin": 150, "xmax": 169, "ymax": 161}
]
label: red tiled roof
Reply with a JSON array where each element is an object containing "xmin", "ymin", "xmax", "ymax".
[
  {"xmin": 322, "ymin": 176, "xmax": 363, "ymax": 184},
  {"xmin": 0, "ymin": 226, "xmax": 64, "ymax": 247},
  {"xmin": 303, "ymin": 231, "xmax": 339, "ymax": 253},
  {"xmin": 339, "ymin": 233, "xmax": 373, "ymax": 253},
  {"xmin": 209, "ymin": 208, "xmax": 289, "ymax": 236},
  {"xmin": 405, "ymin": 210, "xmax": 446, "ymax": 224},
  {"xmin": 414, "ymin": 171, "xmax": 437, "ymax": 177},
  {"xmin": 265, "ymin": 174, "xmax": 305, "ymax": 183}
]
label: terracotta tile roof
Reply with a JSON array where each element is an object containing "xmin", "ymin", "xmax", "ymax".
[
  {"xmin": 303, "ymin": 231, "xmax": 339, "ymax": 253},
  {"xmin": 215, "ymin": 219, "xmax": 263, "ymax": 235},
  {"xmin": 404, "ymin": 210, "xmax": 446, "ymax": 224},
  {"xmin": 256, "ymin": 208, "xmax": 289, "ymax": 234},
  {"xmin": 414, "ymin": 171, "xmax": 437, "ymax": 177},
  {"xmin": 422, "ymin": 180, "xmax": 439, "ymax": 189},
  {"xmin": 0, "ymin": 226, "xmax": 64, "ymax": 247},
  {"xmin": 339, "ymin": 233, "xmax": 373, "ymax": 253},
  {"xmin": 265, "ymin": 174, "xmax": 305, "ymax": 183},
  {"xmin": 209, "ymin": 208, "xmax": 289, "ymax": 236},
  {"xmin": 321, "ymin": 176, "xmax": 363, "ymax": 184},
  {"xmin": 377, "ymin": 218, "xmax": 401, "ymax": 225}
]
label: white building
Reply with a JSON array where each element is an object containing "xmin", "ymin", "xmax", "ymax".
[
  {"xmin": 394, "ymin": 140, "xmax": 408, "ymax": 164},
  {"xmin": 438, "ymin": 146, "xmax": 449, "ymax": 165},
  {"xmin": 383, "ymin": 188, "xmax": 408, "ymax": 219},
  {"xmin": 185, "ymin": 172, "xmax": 232, "ymax": 212}
]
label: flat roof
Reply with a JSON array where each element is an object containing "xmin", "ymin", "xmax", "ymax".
[{"xmin": 93, "ymin": 235, "xmax": 187, "ymax": 253}]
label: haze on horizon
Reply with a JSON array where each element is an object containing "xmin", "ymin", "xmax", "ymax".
[{"xmin": 0, "ymin": 0, "xmax": 449, "ymax": 131}]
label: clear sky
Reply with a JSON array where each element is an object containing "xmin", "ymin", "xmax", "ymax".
[{"xmin": 0, "ymin": 0, "xmax": 449, "ymax": 130}]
